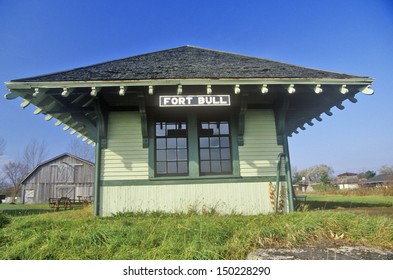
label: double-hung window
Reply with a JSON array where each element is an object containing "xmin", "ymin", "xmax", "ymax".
[
  {"xmin": 198, "ymin": 121, "xmax": 232, "ymax": 175},
  {"xmin": 155, "ymin": 121, "xmax": 188, "ymax": 176},
  {"xmin": 153, "ymin": 117, "xmax": 233, "ymax": 178}
]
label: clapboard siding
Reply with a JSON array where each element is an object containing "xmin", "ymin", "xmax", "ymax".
[
  {"xmin": 101, "ymin": 182, "xmax": 274, "ymax": 216},
  {"xmin": 239, "ymin": 109, "xmax": 283, "ymax": 177},
  {"xmin": 101, "ymin": 112, "xmax": 149, "ymax": 180}
]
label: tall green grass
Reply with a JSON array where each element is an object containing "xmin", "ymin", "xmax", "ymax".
[{"xmin": 0, "ymin": 206, "xmax": 391, "ymax": 260}]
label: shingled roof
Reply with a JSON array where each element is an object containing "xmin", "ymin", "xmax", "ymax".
[
  {"xmin": 5, "ymin": 46, "xmax": 374, "ymax": 144},
  {"xmin": 12, "ymin": 46, "xmax": 367, "ymax": 82}
]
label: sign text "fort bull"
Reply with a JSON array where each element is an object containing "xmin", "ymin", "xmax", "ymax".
[{"xmin": 159, "ymin": 95, "xmax": 231, "ymax": 107}]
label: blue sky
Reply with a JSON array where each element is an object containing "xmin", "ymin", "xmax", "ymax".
[{"xmin": 0, "ymin": 0, "xmax": 392, "ymax": 175}]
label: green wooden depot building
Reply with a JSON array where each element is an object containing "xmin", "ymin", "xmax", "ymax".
[{"xmin": 5, "ymin": 46, "xmax": 374, "ymax": 216}]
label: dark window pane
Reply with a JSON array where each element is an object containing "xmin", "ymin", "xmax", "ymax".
[
  {"xmin": 200, "ymin": 161, "xmax": 210, "ymax": 173},
  {"xmin": 200, "ymin": 149, "xmax": 210, "ymax": 160},
  {"xmin": 156, "ymin": 150, "xmax": 166, "ymax": 161},
  {"xmin": 167, "ymin": 123, "xmax": 176, "ymax": 130},
  {"xmin": 220, "ymin": 137, "xmax": 230, "ymax": 147},
  {"xmin": 156, "ymin": 123, "xmax": 165, "ymax": 136},
  {"xmin": 221, "ymin": 148, "xmax": 231, "ymax": 160},
  {"xmin": 221, "ymin": 160, "xmax": 232, "ymax": 172},
  {"xmin": 156, "ymin": 162, "xmax": 167, "ymax": 174},
  {"xmin": 220, "ymin": 122, "xmax": 229, "ymax": 134},
  {"xmin": 167, "ymin": 138, "xmax": 176, "ymax": 149},
  {"xmin": 156, "ymin": 138, "xmax": 166, "ymax": 149},
  {"xmin": 200, "ymin": 137, "xmax": 209, "ymax": 148},
  {"xmin": 210, "ymin": 122, "xmax": 220, "ymax": 135},
  {"xmin": 210, "ymin": 149, "xmax": 220, "ymax": 160},
  {"xmin": 178, "ymin": 162, "xmax": 188, "ymax": 174},
  {"xmin": 177, "ymin": 149, "xmax": 187, "ymax": 160},
  {"xmin": 177, "ymin": 138, "xmax": 187, "ymax": 148},
  {"xmin": 167, "ymin": 162, "xmax": 177, "ymax": 174},
  {"xmin": 167, "ymin": 150, "xmax": 177, "ymax": 161},
  {"xmin": 211, "ymin": 161, "xmax": 221, "ymax": 173},
  {"xmin": 210, "ymin": 137, "xmax": 219, "ymax": 147}
]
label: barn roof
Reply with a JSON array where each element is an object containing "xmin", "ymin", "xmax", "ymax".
[
  {"xmin": 21, "ymin": 153, "xmax": 94, "ymax": 184},
  {"xmin": 364, "ymin": 174, "xmax": 392, "ymax": 185},
  {"xmin": 5, "ymin": 46, "xmax": 374, "ymax": 144}
]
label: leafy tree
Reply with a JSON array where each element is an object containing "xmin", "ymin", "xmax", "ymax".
[
  {"xmin": 358, "ymin": 170, "xmax": 376, "ymax": 179},
  {"xmin": 320, "ymin": 171, "xmax": 332, "ymax": 186}
]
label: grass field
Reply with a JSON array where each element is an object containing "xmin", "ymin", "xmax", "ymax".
[
  {"xmin": 297, "ymin": 193, "xmax": 393, "ymax": 217},
  {"xmin": 0, "ymin": 193, "xmax": 392, "ymax": 260}
]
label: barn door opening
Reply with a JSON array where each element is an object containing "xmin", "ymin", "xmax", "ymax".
[{"xmin": 50, "ymin": 162, "xmax": 77, "ymax": 199}]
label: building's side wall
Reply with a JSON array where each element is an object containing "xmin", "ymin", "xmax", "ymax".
[
  {"xmin": 101, "ymin": 112, "xmax": 148, "ymax": 181},
  {"xmin": 99, "ymin": 109, "xmax": 287, "ymax": 216},
  {"xmin": 239, "ymin": 109, "xmax": 284, "ymax": 177}
]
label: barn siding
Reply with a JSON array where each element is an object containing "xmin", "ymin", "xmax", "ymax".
[
  {"xmin": 101, "ymin": 112, "xmax": 149, "ymax": 180},
  {"xmin": 21, "ymin": 154, "xmax": 94, "ymax": 204},
  {"xmin": 239, "ymin": 109, "xmax": 284, "ymax": 177}
]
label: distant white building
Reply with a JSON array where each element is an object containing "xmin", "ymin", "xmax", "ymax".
[{"xmin": 337, "ymin": 172, "xmax": 359, "ymax": 190}]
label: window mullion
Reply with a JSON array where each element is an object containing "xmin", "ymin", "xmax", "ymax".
[{"xmin": 188, "ymin": 114, "xmax": 199, "ymax": 178}]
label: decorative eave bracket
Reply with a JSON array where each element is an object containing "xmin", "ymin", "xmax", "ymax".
[
  {"xmin": 138, "ymin": 94, "xmax": 149, "ymax": 148},
  {"xmin": 237, "ymin": 93, "xmax": 248, "ymax": 146},
  {"xmin": 274, "ymin": 95, "xmax": 290, "ymax": 145},
  {"xmin": 94, "ymin": 99, "xmax": 108, "ymax": 149}
]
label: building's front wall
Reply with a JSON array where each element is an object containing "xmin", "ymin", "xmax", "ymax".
[{"xmin": 99, "ymin": 108, "xmax": 288, "ymax": 216}]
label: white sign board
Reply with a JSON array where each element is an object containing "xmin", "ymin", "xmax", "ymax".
[{"xmin": 159, "ymin": 95, "xmax": 231, "ymax": 107}]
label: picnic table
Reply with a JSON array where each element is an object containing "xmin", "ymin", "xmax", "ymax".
[{"xmin": 49, "ymin": 196, "xmax": 92, "ymax": 210}]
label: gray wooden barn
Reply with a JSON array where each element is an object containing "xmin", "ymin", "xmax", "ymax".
[{"xmin": 21, "ymin": 153, "xmax": 94, "ymax": 204}]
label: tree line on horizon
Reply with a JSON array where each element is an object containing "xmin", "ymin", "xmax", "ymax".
[{"xmin": 292, "ymin": 163, "xmax": 393, "ymax": 190}]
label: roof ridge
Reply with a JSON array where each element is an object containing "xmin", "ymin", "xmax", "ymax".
[{"xmin": 11, "ymin": 46, "xmax": 370, "ymax": 82}]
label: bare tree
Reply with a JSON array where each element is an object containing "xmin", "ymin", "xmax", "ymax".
[
  {"xmin": 379, "ymin": 165, "xmax": 393, "ymax": 175},
  {"xmin": 3, "ymin": 161, "xmax": 28, "ymax": 199},
  {"xmin": 67, "ymin": 139, "xmax": 95, "ymax": 162},
  {"xmin": 22, "ymin": 139, "xmax": 48, "ymax": 172},
  {"xmin": 298, "ymin": 164, "xmax": 334, "ymax": 184},
  {"xmin": 0, "ymin": 137, "xmax": 5, "ymax": 155}
]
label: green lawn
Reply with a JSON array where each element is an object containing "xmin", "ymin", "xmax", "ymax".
[
  {"xmin": 296, "ymin": 193, "xmax": 393, "ymax": 218},
  {"xmin": 0, "ymin": 200, "xmax": 392, "ymax": 260},
  {"xmin": 0, "ymin": 203, "xmax": 86, "ymax": 216},
  {"xmin": 305, "ymin": 194, "xmax": 393, "ymax": 205}
]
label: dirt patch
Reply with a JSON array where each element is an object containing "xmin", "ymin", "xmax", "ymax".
[{"xmin": 248, "ymin": 246, "xmax": 393, "ymax": 260}]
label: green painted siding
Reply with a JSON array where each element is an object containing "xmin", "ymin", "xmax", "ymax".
[
  {"xmin": 239, "ymin": 109, "xmax": 284, "ymax": 177},
  {"xmin": 101, "ymin": 112, "xmax": 148, "ymax": 180},
  {"xmin": 101, "ymin": 182, "xmax": 274, "ymax": 216},
  {"xmin": 98, "ymin": 109, "xmax": 289, "ymax": 216}
]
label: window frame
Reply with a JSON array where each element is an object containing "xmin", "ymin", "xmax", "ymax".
[
  {"xmin": 154, "ymin": 121, "xmax": 189, "ymax": 177},
  {"xmin": 198, "ymin": 120, "xmax": 233, "ymax": 176},
  {"xmin": 149, "ymin": 112, "xmax": 240, "ymax": 180}
]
